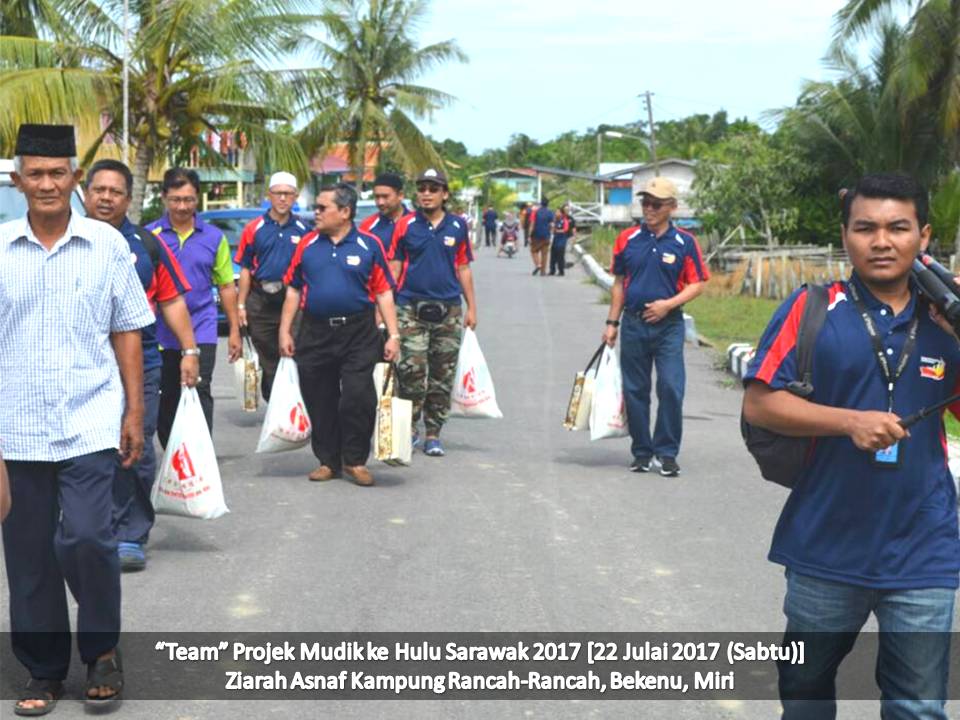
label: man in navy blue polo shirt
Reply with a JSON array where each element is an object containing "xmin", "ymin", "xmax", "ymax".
[
  {"xmin": 389, "ymin": 168, "xmax": 477, "ymax": 457},
  {"xmin": 359, "ymin": 172, "xmax": 411, "ymax": 249},
  {"xmin": 279, "ymin": 183, "xmax": 400, "ymax": 487},
  {"xmin": 743, "ymin": 173, "xmax": 960, "ymax": 719},
  {"xmin": 84, "ymin": 158, "xmax": 199, "ymax": 572},
  {"xmin": 527, "ymin": 197, "xmax": 555, "ymax": 276},
  {"xmin": 604, "ymin": 177, "xmax": 708, "ymax": 477},
  {"xmin": 236, "ymin": 171, "xmax": 308, "ymax": 401},
  {"xmin": 482, "ymin": 206, "xmax": 498, "ymax": 247}
]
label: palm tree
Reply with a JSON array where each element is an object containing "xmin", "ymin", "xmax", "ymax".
[
  {"xmin": 777, "ymin": 21, "xmax": 926, "ymax": 184},
  {"xmin": 833, "ymin": 0, "xmax": 960, "ymax": 167},
  {"xmin": 295, "ymin": 0, "xmax": 466, "ymax": 188},
  {"xmin": 832, "ymin": 1, "xmax": 960, "ymax": 249},
  {"xmin": 0, "ymin": 0, "xmax": 313, "ymax": 221}
]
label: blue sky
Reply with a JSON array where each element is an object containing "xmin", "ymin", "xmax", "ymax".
[{"xmin": 415, "ymin": 0, "xmax": 849, "ymax": 153}]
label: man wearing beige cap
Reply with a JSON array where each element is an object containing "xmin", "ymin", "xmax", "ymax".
[
  {"xmin": 603, "ymin": 177, "xmax": 709, "ymax": 477},
  {"xmin": 235, "ymin": 171, "xmax": 309, "ymax": 400}
]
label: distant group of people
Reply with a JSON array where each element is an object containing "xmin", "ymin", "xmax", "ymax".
[
  {"xmin": 4, "ymin": 120, "xmax": 960, "ymax": 720},
  {"xmin": 481, "ymin": 199, "xmax": 577, "ymax": 274}
]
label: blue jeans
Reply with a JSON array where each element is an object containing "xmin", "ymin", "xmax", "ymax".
[
  {"xmin": 620, "ymin": 310, "xmax": 685, "ymax": 459},
  {"xmin": 113, "ymin": 365, "xmax": 161, "ymax": 544},
  {"xmin": 779, "ymin": 569, "xmax": 955, "ymax": 719}
]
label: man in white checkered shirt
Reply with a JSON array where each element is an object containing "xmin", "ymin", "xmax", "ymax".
[{"xmin": 0, "ymin": 124, "xmax": 154, "ymax": 714}]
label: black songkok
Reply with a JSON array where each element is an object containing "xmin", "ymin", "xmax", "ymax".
[
  {"xmin": 15, "ymin": 124, "xmax": 77, "ymax": 157},
  {"xmin": 373, "ymin": 172, "xmax": 404, "ymax": 191}
]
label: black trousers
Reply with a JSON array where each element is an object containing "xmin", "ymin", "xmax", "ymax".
[
  {"xmin": 549, "ymin": 238, "xmax": 568, "ymax": 275},
  {"xmin": 297, "ymin": 312, "xmax": 381, "ymax": 469},
  {"xmin": 246, "ymin": 287, "xmax": 284, "ymax": 401},
  {"xmin": 484, "ymin": 227, "xmax": 496, "ymax": 246},
  {"xmin": 157, "ymin": 343, "xmax": 217, "ymax": 448},
  {"xmin": 2, "ymin": 450, "xmax": 119, "ymax": 679}
]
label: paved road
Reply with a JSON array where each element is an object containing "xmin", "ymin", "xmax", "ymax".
[{"xmin": 0, "ymin": 245, "xmax": 943, "ymax": 718}]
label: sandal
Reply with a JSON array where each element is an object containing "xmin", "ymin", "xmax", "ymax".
[
  {"xmin": 15, "ymin": 678, "xmax": 63, "ymax": 716},
  {"xmin": 84, "ymin": 649, "xmax": 123, "ymax": 708}
]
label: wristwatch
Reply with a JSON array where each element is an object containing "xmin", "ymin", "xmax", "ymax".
[
  {"xmin": 605, "ymin": 319, "xmax": 620, "ymax": 327},
  {"xmin": 388, "ymin": 334, "xmax": 401, "ymax": 341},
  {"xmin": 181, "ymin": 347, "xmax": 202, "ymax": 357},
  {"xmin": 237, "ymin": 303, "xmax": 246, "ymax": 310}
]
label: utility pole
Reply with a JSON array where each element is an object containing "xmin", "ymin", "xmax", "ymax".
[
  {"xmin": 122, "ymin": 0, "xmax": 129, "ymax": 165},
  {"xmin": 642, "ymin": 91, "xmax": 659, "ymax": 176}
]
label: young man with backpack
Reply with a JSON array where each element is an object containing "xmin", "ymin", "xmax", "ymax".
[
  {"xmin": 743, "ymin": 172, "xmax": 960, "ymax": 719},
  {"xmin": 84, "ymin": 159, "xmax": 199, "ymax": 572}
]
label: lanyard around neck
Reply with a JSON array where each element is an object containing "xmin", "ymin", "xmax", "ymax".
[{"xmin": 847, "ymin": 281, "xmax": 919, "ymax": 411}]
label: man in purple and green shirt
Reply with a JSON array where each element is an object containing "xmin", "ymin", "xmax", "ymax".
[{"xmin": 146, "ymin": 167, "xmax": 241, "ymax": 447}]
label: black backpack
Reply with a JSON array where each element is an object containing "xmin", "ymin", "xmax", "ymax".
[
  {"xmin": 133, "ymin": 225, "xmax": 163, "ymax": 269},
  {"xmin": 741, "ymin": 284, "xmax": 829, "ymax": 488}
]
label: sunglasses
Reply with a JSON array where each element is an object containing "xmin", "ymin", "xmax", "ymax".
[
  {"xmin": 416, "ymin": 184, "xmax": 444, "ymax": 194},
  {"xmin": 641, "ymin": 198, "xmax": 670, "ymax": 210}
]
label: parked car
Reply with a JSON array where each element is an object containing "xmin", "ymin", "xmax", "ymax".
[{"xmin": 0, "ymin": 158, "xmax": 85, "ymax": 224}]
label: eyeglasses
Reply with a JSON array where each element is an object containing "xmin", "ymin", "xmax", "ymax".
[
  {"xmin": 166, "ymin": 196, "xmax": 198, "ymax": 206},
  {"xmin": 88, "ymin": 186, "xmax": 127, "ymax": 198},
  {"xmin": 270, "ymin": 190, "xmax": 296, "ymax": 199},
  {"xmin": 416, "ymin": 184, "xmax": 444, "ymax": 194},
  {"xmin": 641, "ymin": 198, "xmax": 669, "ymax": 210}
]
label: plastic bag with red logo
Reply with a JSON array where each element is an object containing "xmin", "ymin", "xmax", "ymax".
[
  {"xmin": 151, "ymin": 387, "xmax": 229, "ymax": 519},
  {"xmin": 450, "ymin": 328, "xmax": 503, "ymax": 419},
  {"xmin": 255, "ymin": 356, "xmax": 312, "ymax": 453}
]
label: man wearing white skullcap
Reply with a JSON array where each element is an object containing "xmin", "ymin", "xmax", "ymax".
[{"xmin": 235, "ymin": 171, "xmax": 308, "ymax": 399}]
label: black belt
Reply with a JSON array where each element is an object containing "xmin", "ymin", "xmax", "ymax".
[
  {"xmin": 252, "ymin": 279, "xmax": 284, "ymax": 295},
  {"xmin": 304, "ymin": 309, "xmax": 374, "ymax": 327},
  {"xmin": 627, "ymin": 306, "xmax": 683, "ymax": 321}
]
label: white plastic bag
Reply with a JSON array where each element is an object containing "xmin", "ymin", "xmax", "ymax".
[
  {"xmin": 151, "ymin": 388, "xmax": 229, "ymax": 519},
  {"xmin": 589, "ymin": 345, "xmax": 629, "ymax": 440},
  {"xmin": 450, "ymin": 328, "xmax": 503, "ymax": 419},
  {"xmin": 256, "ymin": 357, "xmax": 312, "ymax": 453}
]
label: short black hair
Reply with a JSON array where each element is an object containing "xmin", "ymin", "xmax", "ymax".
[
  {"xmin": 162, "ymin": 167, "xmax": 201, "ymax": 195},
  {"xmin": 540, "ymin": 197, "xmax": 549, "ymax": 207},
  {"xmin": 318, "ymin": 182, "xmax": 358, "ymax": 220},
  {"xmin": 86, "ymin": 159, "xmax": 133, "ymax": 196},
  {"xmin": 841, "ymin": 172, "xmax": 928, "ymax": 227},
  {"xmin": 373, "ymin": 172, "xmax": 404, "ymax": 191}
]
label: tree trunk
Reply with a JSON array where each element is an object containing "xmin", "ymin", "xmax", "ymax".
[{"xmin": 129, "ymin": 142, "xmax": 154, "ymax": 224}]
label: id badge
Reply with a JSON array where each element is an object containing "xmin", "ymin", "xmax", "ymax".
[{"xmin": 872, "ymin": 441, "xmax": 901, "ymax": 468}]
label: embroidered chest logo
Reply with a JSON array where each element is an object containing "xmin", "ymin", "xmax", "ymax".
[
  {"xmin": 828, "ymin": 291, "xmax": 847, "ymax": 311},
  {"xmin": 346, "ymin": 255, "xmax": 361, "ymax": 266},
  {"xmin": 920, "ymin": 356, "xmax": 946, "ymax": 381},
  {"xmin": 444, "ymin": 236, "xmax": 456, "ymax": 247},
  {"xmin": 290, "ymin": 235, "xmax": 301, "ymax": 245},
  {"xmin": 661, "ymin": 252, "xmax": 676, "ymax": 265}
]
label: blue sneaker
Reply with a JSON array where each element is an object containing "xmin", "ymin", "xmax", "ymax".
[
  {"xmin": 423, "ymin": 438, "xmax": 445, "ymax": 457},
  {"xmin": 411, "ymin": 431, "xmax": 422, "ymax": 449},
  {"xmin": 118, "ymin": 542, "xmax": 146, "ymax": 572}
]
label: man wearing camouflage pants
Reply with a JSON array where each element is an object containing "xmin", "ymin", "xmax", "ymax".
[{"xmin": 389, "ymin": 168, "xmax": 477, "ymax": 457}]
